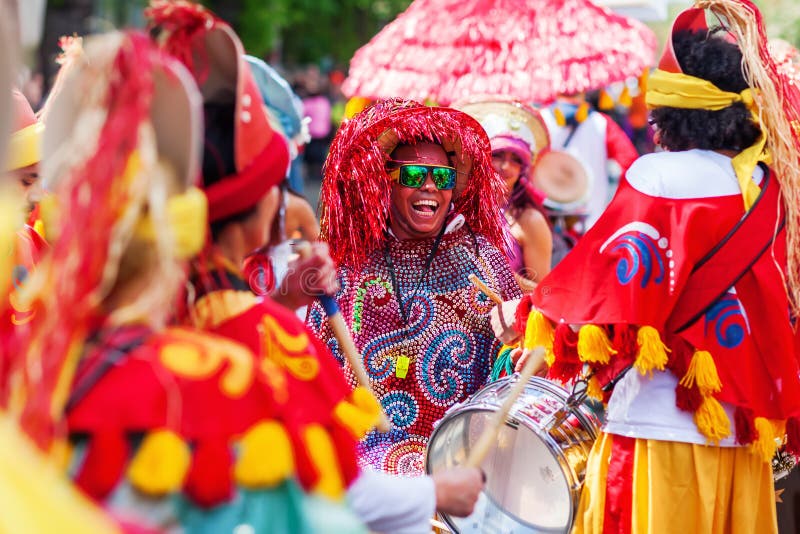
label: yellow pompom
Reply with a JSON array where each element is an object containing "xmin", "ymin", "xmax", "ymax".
[
  {"xmin": 598, "ymin": 90, "xmax": 614, "ymax": 111},
  {"xmin": 751, "ymin": 418, "xmax": 784, "ymax": 463},
  {"xmin": 235, "ymin": 420, "xmax": 295, "ymax": 488},
  {"xmin": 128, "ymin": 430, "xmax": 190, "ymax": 495},
  {"xmin": 553, "ymin": 106, "xmax": 566, "ymax": 127},
  {"xmin": 618, "ymin": 87, "xmax": 632, "ymax": 107},
  {"xmin": 333, "ymin": 387, "xmax": 382, "ymax": 439},
  {"xmin": 577, "ymin": 324, "xmax": 617, "ymax": 364},
  {"xmin": 304, "ymin": 424, "xmax": 345, "ymax": 500},
  {"xmin": 523, "ymin": 310, "xmax": 554, "ymax": 352},
  {"xmin": 693, "ymin": 396, "xmax": 731, "ymax": 444},
  {"xmin": 586, "ymin": 376, "xmax": 604, "ymax": 401},
  {"xmin": 634, "ymin": 326, "xmax": 670, "ymax": 377},
  {"xmin": 679, "ymin": 350, "xmax": 722, "ymax": 396}
]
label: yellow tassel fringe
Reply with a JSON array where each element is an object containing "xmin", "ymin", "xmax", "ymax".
[
  {"xmin": 128, "ymin": 430, "xmax": 191, "ymax": 495},
  {"xmin": 751, "ymin": 417, "xmax": 785, "ymax": 463},
  {"xmin": 304, "ymin": 424, "xmax": 345, "ymax": 500},
  {"xmin": 523, "ymin": 310, "xmax": 554, "ymax": 351},
  {"xmin": 586, "ymin": 376, "xmax": 604, "ymax": 401},
  {"xmin": 333, "ymin": 386, "xmax": 382, "ymax": 439},
  {"xmin": 577, "ymin": 325, "xmax": 617, "ymax": 364},
  {"xmin": 235, "ymin": 420, "xmax": 295, "ymax": 488},
  {"xmin": 693, "ymin": 396, "xmax": 731, "ymax": 444},
  {"xmin": 679, "ymin": 350, "xmax": 722, "ymax": 396},
  {"xmin": 634, "ymin": 325, "xmax": 670, "ymax": 377}
]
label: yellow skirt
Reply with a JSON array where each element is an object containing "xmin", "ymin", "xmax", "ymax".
[{"xmin": 572, "ymin": 432, "xmax": 777, "ymax": 534}]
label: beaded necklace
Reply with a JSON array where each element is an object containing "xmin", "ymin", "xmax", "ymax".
[{"xmin": 383, "ymin": 222, "xmax": 447, "ymax": 378}]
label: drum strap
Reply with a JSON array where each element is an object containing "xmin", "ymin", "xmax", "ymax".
[{"xmin": 666, "ymin": 166, "xmax": 785, "ymax": 333}]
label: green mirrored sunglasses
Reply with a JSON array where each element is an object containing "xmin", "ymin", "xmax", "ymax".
[{"xmin": 387, "ymin": 164, "xmax": 457, "ymax": 190}]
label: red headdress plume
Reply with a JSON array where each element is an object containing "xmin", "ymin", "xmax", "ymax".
[
  {"xmin": 319, "ymin": 99, "xmax": 509, "ymax": 269},
  {"xmin": 146, "ymin": 0, "xmax": 289, "ymax": 223}
]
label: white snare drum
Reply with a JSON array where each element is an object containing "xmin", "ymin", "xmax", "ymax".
[{"xmin": 425, "ymin": 376, "xmax": 601, "ymax": 534}]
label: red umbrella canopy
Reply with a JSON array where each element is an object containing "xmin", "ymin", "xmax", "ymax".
[{"xmin": 343, "ymin": 0, "xmax": 657, "ymax": 105}]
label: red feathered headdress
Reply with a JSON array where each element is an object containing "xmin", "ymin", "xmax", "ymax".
[
  {"xmin": 320, "ymin": 99, "xmax": 509, "ymax": 268},
  {"xmin": 146, "ymin": 0, "xmax": 289, "ymax": 222}
]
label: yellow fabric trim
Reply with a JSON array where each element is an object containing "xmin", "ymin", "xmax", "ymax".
[
  {"xmin": 134, "ymin": 186, "xmax": 208, "ymax": 259},
  {"xmin": 646, "ymin": 69, "xmax": 766, "ymax": 210},
  {"xmin": 159, "ymin": 328, "xmax": 255, "ymax": 398},
  {"xmin": 8, "ymin": 122, "xmax": 43, "ymax": 170},
  {"xmin": 574, "ymin": 433, "xmax": 778, "ymax": 534}
]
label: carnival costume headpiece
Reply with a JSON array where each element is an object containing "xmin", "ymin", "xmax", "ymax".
[
  {"xmin": 10, "ymin": 31, "xmax": 205, "ymax": 449},
  {"xmin": 320, "ymin": 99, "xmax": 508, "ymax": 267},
  {"xmin": 8, "ymin": 90, "xmax": 43, "ymax": 171},
  {"xmin": 146, "ymin": 0, "xmax": 289, "ymax": 223},
  {"xmin": 456, "ymin": 99, "xmax": 549, "ymax": 175},
  {"xmin": 646, "ymin": 0, "xmax": 800, "ymax": 312}
]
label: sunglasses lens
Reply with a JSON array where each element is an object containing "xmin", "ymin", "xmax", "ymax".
[
  {"xmin": 399, "ymin": 165, "xmax": 428, "ymax": 188},
  {"xmin": 431, "ymin": 167, "xmax": 456, "ymax": 190}
]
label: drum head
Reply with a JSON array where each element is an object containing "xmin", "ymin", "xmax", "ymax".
[
  {"xmin": 531, "ymin": 150, "xmax": 591, "ymax": 211},
  {"xmin": 427, "ymin": 408, "xmax": 573, "ymax": 533}
]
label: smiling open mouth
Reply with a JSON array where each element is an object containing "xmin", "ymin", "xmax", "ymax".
[{"xmin": 412, "ymin": 199, "xmax": 439, "ymax": 216}]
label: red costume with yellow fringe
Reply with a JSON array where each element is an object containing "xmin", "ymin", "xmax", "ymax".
[
  {"xmin": 145, "ymin": 2, "xmax": 380, "ymax": 530},
  {"xmin": 512, "ymin": 2, "xmax": 800, "ymax": 533}
]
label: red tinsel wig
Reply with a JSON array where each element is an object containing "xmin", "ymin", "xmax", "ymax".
[{"xmin": 319, "ymin": 98, "xmax": 509, "ymax": 268}]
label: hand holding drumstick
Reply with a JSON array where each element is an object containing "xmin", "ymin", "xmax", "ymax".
[{"xmin": 296, "ymin": 241, "xmax": 392, "ymax": 433}]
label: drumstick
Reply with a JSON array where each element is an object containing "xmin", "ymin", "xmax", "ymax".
[
  {"xmin": 465, "ymin": 346, "xmax": 546, "ymax": 468},
  {"xmin": 295, "ymin": 241, "xmax": 392, "ymax": 433},
  {"xmin": 468, "ymin": 274, "xmax": 503, "ymax": 306}
]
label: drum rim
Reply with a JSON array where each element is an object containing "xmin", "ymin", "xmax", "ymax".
[{"xmin": 425, "ymin": 375, "xmax": 600, "ymax": 532}]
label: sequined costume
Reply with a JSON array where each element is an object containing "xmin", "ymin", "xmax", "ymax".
[
  {"xmin": 309, "ymin": 99, "xmax": 520, "ymax": 476},
  {"xmin": 310, "ymin": 221, "xmax": 519, "ymax": 474}
]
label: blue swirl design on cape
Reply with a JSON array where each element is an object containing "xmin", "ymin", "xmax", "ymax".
[
  {"xmin": 607, "ymin": 231, "xmax": 666, "ymax": 288},
  {"xmin": 362, "ymin": 294, "xmax": 433, "ymax": 380},
  {"xmin": 704, "ymin": 292, "xmax": 746, "ymax": 349},
  {"xmin": 420, "ymin": 329, "xmax": 474, "ymax": 402},
  {"xmin": 381, "ymin": 391, "xmax": 418, "ymax": 429}
]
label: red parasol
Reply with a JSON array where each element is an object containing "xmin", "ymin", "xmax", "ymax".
[
  {"xmin": 343, "ymin": 0, "xmax": 658, "ymax": 105},
  {"xmin": 770, "ymin": 38, "xmax": 800, "ymax": 85}
]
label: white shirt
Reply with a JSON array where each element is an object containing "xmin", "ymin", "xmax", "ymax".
[{"xmin": 603, "ymin": 149, "xmax": 762, "ymax": 446}]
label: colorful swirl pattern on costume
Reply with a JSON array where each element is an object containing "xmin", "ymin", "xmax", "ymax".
[
  {"xmin": 308, "ymin": 227, "xmax": 521, "ymax": 475},
  {"xmin": 704, "ymin": 291, "xmax": 747, "ymax": 349},
  {"xmin": 600, "ymin": 222, "xmax": 670, "ymax": 288}
]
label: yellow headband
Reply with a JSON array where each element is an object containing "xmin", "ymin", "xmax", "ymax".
[
  {"xmin": 8, "ymin": 122, "xmax": 44, "ymax": 171},
  {"xmin": 646, "ymin": 68, "xmax": 768, "ymax": 209},
  {"xmin": 135, "ymin": 186, "xmax": 208, "ymax": 259}
]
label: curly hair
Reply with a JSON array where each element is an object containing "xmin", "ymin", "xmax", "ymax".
[{"xmin": 650, "ymin": 28, "xmax": 762, "ymax": 152}]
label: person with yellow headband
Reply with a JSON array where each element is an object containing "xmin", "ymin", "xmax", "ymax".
[{"xmin": 490, "ymin": 1, "xmax": 800, "ymax": 532}]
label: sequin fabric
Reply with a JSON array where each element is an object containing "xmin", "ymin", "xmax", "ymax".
[{"xmin": 308, "ymin": 226, "xmax": 521, "ymax": 475}]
